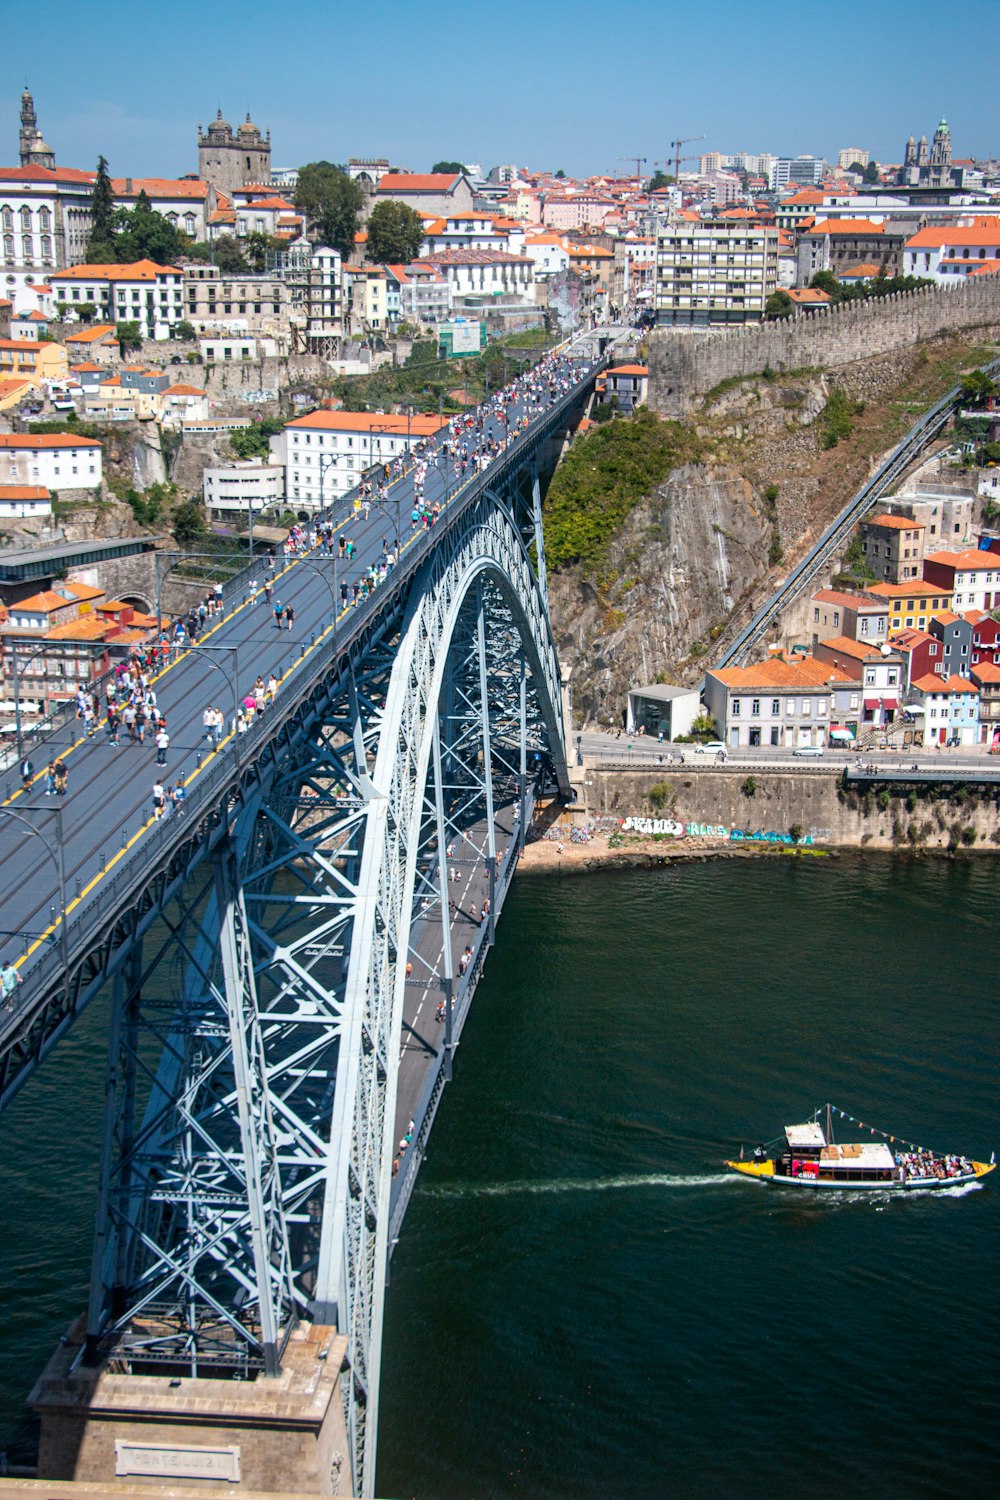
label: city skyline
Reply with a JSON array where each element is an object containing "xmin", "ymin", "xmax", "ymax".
[{"xmin": 1, "ymin": 0, "xmax": 997, "ymax": 182}]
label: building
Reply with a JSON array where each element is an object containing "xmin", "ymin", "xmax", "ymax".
[
  {"xmin": 274, "ymin": 410, "xmax": 448, "ymax": 508},
  {"xmin": 596, "ymin": 364, "xmax": 648, "ymax": 412},
  {"xmin": 858, "ymin": 513, "xmax": 926, "ymax": 583},
  {"xmin": 0, "ymin": 433, "xmax": 102, "ymax": 492},
  {"xmin": 922, "ymin": 548, "xmax": 1000, "ymax": 611},
  {"xmin": 866, "ymin": 579, "xmax": 954, "ymax": 632},
  {"xmin": 892, "ymin": 485, "xmax": 975, "ymax": 548},
  {"xmin": 198, "ymin": 111, "xmax": 271, "ymax": 195},
  {"xmin": 50, "ymin": 260, "xmax": 184, "ymax": 341},
  {"xmin": 625, "ymin": 683, "xmax": 700, "ymax": 739},
  {"xmin": 0, "ymin": 337, "xmax": 67, "ymax": 387},
  {"xmin": 910, "ymin": 673, "xmax": 980, "ymax": 745},
  {"xmin": 808, "ymin": 588, "xmax": 890, "ymax": 645},
  {"xmin": 64, "ymin": 323, "xmax": 120, "ymax": 364},
  {"xmin": 182, "ymin": 263, "xmax": 291, "ymax": 338},
  {"xmin": 969, "ymin": 662, "xmax": 1000, "ymax": 747},
  {"xmin": 384, "ymin": 262, "xmax": 452, "ymax": 326},
  {"xmin": 703, "ymin": 655, "xmax": 853, "ymax": 750},
  {"xmin": 110, "ymin": 176, "xmax": 213, "ymax": 242},
  {"xmin": 771, "ymin": 156, "xmax": 826, "ymax": 192},
  {"xmin": 902, "ymin": 217, "xmax": 1000, "ymax": 284},
  {"xmin": 795, "ymin": 219, "xmax": 905, "ymax": 284},
  {"xmin": 422, "ymin": 248, "xmax": 534, "ymax": 301},
  {"xmin": 654, "ymin": 221, "xmax": 778, "ymax": 326},
  {"xmin": 204, "ymin": 459, "xmax": 285, "ymax": 521},
  {"xmin": 838, "ymin": 149, "xmax": 870, "ymax": 170},
  {"xmin": 0, "ymin": 484, "xmax": 51, "ymax": 519},
  {"xmin": 812, "ymin": 638, "xmax": 905, "ymax": 730},
  {"xmin": 0, "ymin": 164, "xmax": 94, "ymax": 313},
  {"xmin": 343, "ymin": 265, "xmax": 388, "ymax": 335},
  {"xmin": 897, "ymin": 119, "xmax": 965, "ymax": 189},
  {"xmin": 374, "ymin": 172, "xmax": 475, "ymax": 218},
  {"xmin": 888, "ymin": 627, "xmax": 941, "ymax": 688}
]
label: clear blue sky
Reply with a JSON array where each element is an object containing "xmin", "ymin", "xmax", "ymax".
[{"xmin": 3, "ymin": 0, "xmax": 997, "ymax": 180}]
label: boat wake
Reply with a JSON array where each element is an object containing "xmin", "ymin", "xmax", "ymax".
[{"xmin": 425, "ymin": 1172, "xmax": 737, "ymax": 1200}]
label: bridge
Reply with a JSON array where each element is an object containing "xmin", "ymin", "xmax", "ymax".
[
  {"xmin": 717, "ymin": 356, "xmax": 1000, "ymax": 669},
  {"xmin": 0, "ymin": 346, "xmax": 605, "ymax": 1496}
]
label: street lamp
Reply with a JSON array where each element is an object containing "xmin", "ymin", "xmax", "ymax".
[
  {"xmin": 154, "ymin": 549, "xmax": 256, "ymax": 635},
  {"xmin": 6, "ymin": 636, "xmax": 102, "ymax": 765},
  {"xmin": 183, "ymin": 642, "xmax": 241, "ymax": 773},
  {"xmin": 0, "ymin": 802, "xmax": 68, "ymax": 969},
  {"xmin": 292, "ymin": 556, "xmax": 341, "ymax": 639}
]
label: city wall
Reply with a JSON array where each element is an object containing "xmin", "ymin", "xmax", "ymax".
[
  {"xmin": 579, "ymin": 766, "xmax": 1000, "ymax": 852},
  {"xmin": 648, "ymin": 279, "xmax": 1000, "ymax": 418}
]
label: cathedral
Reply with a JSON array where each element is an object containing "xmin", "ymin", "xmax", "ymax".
[
  {"xmin": 197, "ymin": 110, "xmax": 272, "ymax": 194},
  {"xmin": 897, "ymin": 118, "xmax": 965, "ymax": 189},
  {"xmin": 19, "ymin": 86, "xmax": 56, "ymax": 170}
]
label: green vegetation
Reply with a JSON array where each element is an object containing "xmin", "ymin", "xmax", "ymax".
[
  {"xmin": 294, "ymin": 162, "xmax": 364, "ymax": 259},
  {"xmin": 86, "ymin": 181, "xmax": 191, "ymax": 265},
  {"xmin": 116, "ymin": 479, "xmax": 178, "ymax": 527},
  {"xmin": 959, "ymin": 370, "xmax": 998, "ymax": 407},
  {"xmin": 230, "ymin": 417, "xmax": 285, "ymax": 460},
  {"xmin": 789, "ymin": 822, "xmax": 805, "ymax": 843},
  {"xmin": 172, "ymin": 499, "xmax": 207, "ymax": 546},
  {"xmin": 765, "ymin": 290, "xmax": 794, "ymax": 320},
  {"xmin": 840, "ymin": 532, "xmax": 877, "ymax": 581},
  {"xmin": 808, "ymin": 269, "xmax": 935, "ymax": 304},
  {"xmin": 431, "ymin": 160, "xmax": 468, "ymax": 175},
  {"xmin": 648, "ymin": 782, "xmax": 670, "ymax": 810},
  {"xmin": 366, "ymin": 200, "xmax": 425, "ymax": 263},
  {"xmin": 543, "ymin": 409, "xmax": 701, "ymax": 574},
  {"xmin": 741, "ymin": 776, "xmax": 757, "ymax": 797},
  {"xmin": 173, "ymin": 319, "xmax": 196, "ymax": 342},
  {"xmin": 820, "ymin": 386, "xmax": 864, "ymax": 448},
  {"xmin": 688, "ymin": 713, "xmax": 717, "ymax": 742},
  {"xmin": 116, "ymin": 320, "xmax": 142, "ymax": 352},
  {"xmin": 328, "ymin": 330, "xmax": 552, "ymax": 416}
]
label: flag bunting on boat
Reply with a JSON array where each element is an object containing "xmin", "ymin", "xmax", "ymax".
[{"xmin": 816, "ymin": 1104, "xmax": 924, "ymax": 1154}]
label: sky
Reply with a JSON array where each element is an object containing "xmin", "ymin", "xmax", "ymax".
[{"xmin": 2, "ymin": 0, "xmax": 998, "ymax": 181}]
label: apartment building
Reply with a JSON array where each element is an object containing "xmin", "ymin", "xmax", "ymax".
[
  {"xmin": 274, "ymin": 410, "xmax": 448, "ymax": 507},
  {"xmin": 0, "ymin": 433, "xmax": 102, "ymax": 492},
  {"xmin": 50, "ymin": 259, "xmax": 184, "ymax": 340},
  {"xmin": 858, "ymin": 513, "xmax": 926, "ymax": 583},
  {"xmin": 654, "ymin": 221, "xmax": 778, "ymax": 326},
  {"xmin": 183, "ymin": 263, "xmax": 290, "ymax": 337}
]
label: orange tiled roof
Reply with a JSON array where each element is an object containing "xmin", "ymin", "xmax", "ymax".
[
  {"xmin": 0, "ymin": 433, "xmax": 101, "ymax": 449},
  {"xmin": 925, "ymin": 548, "xmax": 1000, "ymax": 571},
  {"xmin": 377, "ymin": 173, "xmax": 464, "ymax": 193},
  {"xmin": 905, "ymin": 217, "xmax": 1000, "ymax": 249},
  {"xmin": 65, "ymin": 324, "xmax": 117, "ymax": 343},
  {"xmin": 0, "ymin": 485, "xmax": 49, "ymax": 500},
  {"xmin": 868, "ymin": 580, "xmax": 952, "ymax": 598},
  {"xmin": 606, "ymin": 364, "xmax": 648, "ymax": 376},
  {"xmin": 710, "ymin": 657, "xmax": 853, "ymax": 689},
  {"xmin": 817, "ymin": 635, "xmax": 882, "ymax": 661},
  {"xmin": 53, "ymin": 259, "xmax": 181, "ymax": 281},
  {"xmin": 912, "ymin": 673, "xmax": 978, "ymax": 694},
  {"xmin": 287, "ymin": 411, "xmax": 447, "ymax": 436},
  {"xmin": 805, "ymin": 218, "xmax": 885, "ymax": 236},
  {"xmin": 111, "ymin": 177, "xmax": 208, "ymax": 199},
  {"xmin": 866, "ymin": 513, "xmax": 925, "ymax": 530}
]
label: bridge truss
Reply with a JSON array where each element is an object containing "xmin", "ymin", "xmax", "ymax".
[{"xmin": 78, "ymin": 471, "xmax": 570, "ymax": 1495}]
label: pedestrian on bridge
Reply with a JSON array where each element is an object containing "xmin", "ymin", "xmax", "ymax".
[
  {"xmin": 19, "ymin": 756, "xmax": 32, "ymax": 793},
  {"xmin": 155, "ymin": 727, "xmax": 170, "ymax": 766},
  {"xmin": 273, "ymin": 600, "xmax": 283, "ymax": 629},
  {"xmin": 283, "ymin": 603, "xmax": 295, "ymax": 631},
  {"xmin": 54, "ymin": 761, "xmax": 67, "ymax": 797},
  {"xmin": 1, "ymin": 960, "xmax": 22, "ymax": 1011}
]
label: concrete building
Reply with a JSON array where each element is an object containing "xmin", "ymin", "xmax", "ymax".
[
  {"xmin": 0, "ymin": 433, "xmax": 101, "ymax": 493},
  {"xmin": 596, "ymin": 363, "xmax": 648, "ymax": 412},
  {"xmin": 375, "ymin": 172, "xmax": 475, "ymax": 218},
  {"xmin": 808, "ymin": 588, "xmax": 889, "ymax": 645},
  {"xmin": 703, "ymin": 655, "xmax": 853, "ymax": 750},
  {"xmin": 866, "ymin": 579, "xmax": 954, "ymax": 632},
  {"xmin": 343, "ymin": 265, "xmax": 388, "ymax": 335},
  {"xmin": 0, "ymin": 484, "xmax": 51, "ymax": 519},
  {"xmin": 795, "ymin": 219, "xmax": 905, "ymax": 285},
  {"xmin": 970, "ymin": 661, "xmax": 1000, "ymax": 746},
  {"xmin": 0, "ymin": 337, "xmax": 67, "ymax": 387},
  {"xmin": 182, "ymin": 263, "xmax": 290, "ymax": 338},
  {"xmin": 654, "ymin": 220, "xmax": 778, "ymax": 326},
  {"xmin": 197, "ymin": 110, "xmax": 271, "ymax": 195},
  {"xmin": 922, "ymin": 547, "xmax": 1000, "ymax": 611},
  {"xmin": 110, "ymin": 176, "xmax": 212, "ymax": 241},
  {"xmin": 812, "ymin": 638, "xmax": 904, "ymax": 730},
  {"xmin": 838, "ymin": 148, "xmax": 870, "ymax": 170},
  {"xmin": 0, "ymin": 161, "xmax": 94, "ymax": 312},
  {"xmin": 625, "ymin": 683, "xmax": 699, "ymax": 738},
  {"xmin": 50, "ymin": 260, "xmax": 184, "ymax": 341},
  {"xmin": 384, "ymin": 262, "xmax": 452, "ymax": 325},
  {"xmin": 204, "ymin": 459, "xmax": 285, "ymax": 520},
  {"xmin": 858, "ymin": 512, "xmax": 926, "ymax": 582},
  {"xmin": 275, "ymin": 409, "xmax": 448, "ymax": 508},
  {"xmin": 902, "ymin": 217, "xmax": 1000, "ymax": 284},
  {"xmin": 422, "ymin": 248, "xmax": 534, "ymax": 301}
]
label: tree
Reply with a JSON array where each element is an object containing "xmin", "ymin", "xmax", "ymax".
[
  {"xmin": 294, "ymin": 161, "xmax": 364, "ymax": 259},
  {"xmin": 172, "ymin": 499, "xmax": 207, "ymax": 547},
  {"xmin": 863, "ymin": 160, "xmax": 880, "ymax": 184},
  {"xmin": 809, "ymin": 269, "xmax": 842, "ymax": 301},
  {"xmin": 555, "ymin": 168, "xmax": 566, "ymax": 179},
  {"xmin": 116, "ymin": 320, "xmax": 142, "ymax": 351},
  {"xmin": 365, "ymin": 199, "xmax": 425, "ymax": 264},
  {"xmin": 431, "ymin": 160, "xmax": 466, "ymax": 175},
  {"xmin": 86, "ymin": 155, "xmax": 117, "ymax": 261},
  {"xmin": 173, "ymin": 319, "xmax": 196, "ymax": 341},
  {"xmin": 210, "ymin": 235, "xmax": 249, "ymax": 274},
  {"xmin": 765, "ymin": 290, "xmax": 794, "ymax": 320},
  {"xmin": 847, "ymin": 161, "xmax": 867, "ymax": 176},
  {"xmin": 109, "ymin": 194, "xmax": 189, "ymax": 263},
  {"xmin": 647, "ymin": 170, "xmax": 675, "ymax": 192},
  {"xmin": 244, "ymin": 231, "xmax": 283, "ymax": 271},
  {"xmin": 959, "ymin": 370, "xmax": 997, "ymax": 407}
]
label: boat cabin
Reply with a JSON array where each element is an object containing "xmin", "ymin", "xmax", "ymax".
[{"xmin": 777, "ymin": 1123, "xmax": 898, "ymax": 1183}]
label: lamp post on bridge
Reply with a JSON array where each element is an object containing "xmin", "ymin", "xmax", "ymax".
[
  {"xmin": 183, "ymin": 642, "xmax": 242, "ymax": 775},
  {"xmin": 0, "ymin": 801, "xmax": 68, "ymax": 971},
  {"xmin": 7, "ymin": 636, "xmax": 103, "ymax": 767},
  {"xmin": 154, "ymin": 549, "xmax": 257, "ymax": 638}
]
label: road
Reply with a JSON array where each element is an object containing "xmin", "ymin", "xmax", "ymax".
[
  {"xmin": 575, "ymin": 728, "xmax": 1000, "ymax": 775},
  {"xmin": 0, "ymin": 346, "xmax": 597, "ymax": 1002}
]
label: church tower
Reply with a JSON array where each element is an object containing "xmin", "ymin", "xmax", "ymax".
[
  {"xmin": 930, "ymin": 117, "xmax": 951, "ymax": 168},
  {"xmin": 19, "ymin": 86, "xmax": 56, "ymax": 170},
  {"xmin": 198, "ymin": 109, "xmax": 271, "ymax": 194}
]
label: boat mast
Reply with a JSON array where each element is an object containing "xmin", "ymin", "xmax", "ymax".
[{"xmin": 827, "ymin": 1103, "xmax": 833, "ymax": 1143}]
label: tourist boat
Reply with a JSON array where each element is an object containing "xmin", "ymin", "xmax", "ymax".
[{"xmin": 726, "ymin": 1105, "xmax": 995, "ymax": 1191}]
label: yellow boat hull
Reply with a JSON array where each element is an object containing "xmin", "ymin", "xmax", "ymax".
[{"xmin": 726, "ymin": 1158, "xmax": 995, "ymax": 1189}]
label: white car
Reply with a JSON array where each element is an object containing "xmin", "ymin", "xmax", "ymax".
[
  {"xmin": 792, "ymin": 744, "xmax": 825, "ymax": 757},
  {"xmin": 693, "ymin": 741, "xmax": 727, "ymax": 756}
]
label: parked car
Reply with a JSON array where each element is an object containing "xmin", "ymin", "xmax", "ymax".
[
  {"xmin": 693, "ymin": 741, "xmax": 727, "ymax": 756},
  {"xmin": 792, "ymin": 744, "xmax": 825, "ymax": 757}
]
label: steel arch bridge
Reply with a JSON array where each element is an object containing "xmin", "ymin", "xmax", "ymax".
[{"xmin": 5, "ymin": 389, "xmax": 588, "ymax": 1495}]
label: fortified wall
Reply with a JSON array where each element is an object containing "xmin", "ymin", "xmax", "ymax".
[{"xmin": 648, "ymin": 279, "xmax": 1000, "ymax": 418}]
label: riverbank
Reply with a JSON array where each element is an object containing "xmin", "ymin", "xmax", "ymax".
[{"xmin": 519, "ymin": 830, "xmax": 830, "ymax": 875}]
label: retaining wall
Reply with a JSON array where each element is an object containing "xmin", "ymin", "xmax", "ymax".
[{"xmin": 648, "ymin": 279, "xmax": 1000, "ymax": 418}]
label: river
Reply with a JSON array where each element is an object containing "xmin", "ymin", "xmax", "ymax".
[{"xmin": 1, "ymin": 855, "xmax": 997, "ymax": 1498}]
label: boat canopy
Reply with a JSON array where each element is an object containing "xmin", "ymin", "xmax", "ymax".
[
  {"xmin": 820, "ymin": 1142, "xmax": 895, "ymax": 1170},
  {"xmin": 785, "ymin": 1122, "xmax": 827, "ymax": 1150}
]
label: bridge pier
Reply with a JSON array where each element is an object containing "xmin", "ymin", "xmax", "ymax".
[{"xmin": 29, "ymin": 1318, "xmax": 351, "ymax": 1496}]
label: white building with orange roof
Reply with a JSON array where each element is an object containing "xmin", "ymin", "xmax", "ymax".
[
  {"xmin": 910, "ymin": 673, "xmax": 980, "ymax": 746},
  {"xmin": 110, "ymin": 176, "xmax": 214, "ymax": 241},
  {"xmin": 0, "ymin": 484, "xmax": 51, "ymax": 519},
  {"xmin": 64, "ymin": 324, "xmax": 120, "ymax": 364},
  {"xmin": 375, "ymin": 172, "xmax": 475, "ymax": 218},
  {"xmin": 523, "ymin": 233, "xmax": 570, "ymax": 281},
  {"xmin": 922, "ymin": 547, "xmax": 1000, "ymax": 612},
  {"xmin": 0, "ymin": 432, "xmax": 102, "ymax": 492},
  {"xmin": 902, "ymin": 217, "xmax": 1000, "ymax": 283},
  {"xmin": 274, "ymin": 409, "xmax": 448, "ymax": 507},
  {"xmin": 49, "ymin": 259, "xmax": 184, "ymax": 340},
  {"xmin": 703, "ymin": 655, "xmax": 855, "ymax": 750},
  {"xmin": 0, "ymin": 161, "xmax": 95, "ymax": 312}
]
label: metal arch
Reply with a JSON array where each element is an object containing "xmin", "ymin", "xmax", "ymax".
[{"xmin": 315, "ymin": 491, "xmax": 567, "ymax": 1496}]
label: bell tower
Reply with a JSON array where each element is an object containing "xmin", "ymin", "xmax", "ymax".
[{"xmin": 19, "ymin": 86, "xmax": 56, "ymax": 170}]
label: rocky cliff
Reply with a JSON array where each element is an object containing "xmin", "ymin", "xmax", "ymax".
[{"xmin": 547, "ymin": 333, "xmax": 998, "ymax": 725}]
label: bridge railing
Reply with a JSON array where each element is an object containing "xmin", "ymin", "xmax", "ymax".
[{"xmin": 4, "ymin": 363, "xmax": 602, "ymax": 1018}]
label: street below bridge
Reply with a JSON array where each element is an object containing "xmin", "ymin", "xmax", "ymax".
[{"xmin": 0, "ymin": 345, "xmax": 595, "ymax": 1036}]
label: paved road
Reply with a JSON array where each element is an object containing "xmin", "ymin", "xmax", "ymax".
[
  {"xmin": 576, "ymin": 729, "xmax": 1000, "ymax": 775},
  {"xmin": 0, "ymin": 346, "xmax": 597, "ymax": 995}
]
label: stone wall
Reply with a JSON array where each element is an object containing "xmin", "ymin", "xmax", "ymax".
[
  {"xmin": 581, "ymin": 765, "xmax": 1000, "ymax": 852},
  {"xmin": 649, "ymin": 278, "xmax": 1000, "ymax": 417}
]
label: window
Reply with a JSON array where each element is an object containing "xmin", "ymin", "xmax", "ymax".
[
  {"xmin": 801, "ymin": 698, "xmax": 812, "ymax": 716},
  {"xmin": 731, "ymin": 699, "xmax": 741, "ymax": 716},
  {"xmin": 771, "ymin": 699, "xmax": 780, "ymax": 715},
  {"xmin": 786, "ymin": 699, "xmax": 796, "ymax": 716},
  {"xmin": 751, "ymin": 699, "xmax": 760, "ymax": 715}
]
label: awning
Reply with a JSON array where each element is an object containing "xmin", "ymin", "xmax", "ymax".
[
  {"xmin": 863, "ymin": 698, "xmax": 879, "ymax": 710},
  {"xmin": 882, "ymin": 697, "xmax": 898, "ymax": 709},
  {"xmin": 829, "ymin": 727, "xmax": 855, "ymax": 742}
]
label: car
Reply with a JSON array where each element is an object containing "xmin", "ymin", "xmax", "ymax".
[
  {"xmin": 792, "ymin": 744, "xmax": 825, "ymax": 757},
  {"xmin": 693, "ymin": 741, "xmax": 727, "ymax": 756}
]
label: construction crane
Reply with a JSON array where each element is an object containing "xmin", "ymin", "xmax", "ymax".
[
  {"xmin": 669, "ymin": 134, "xmax": 706, "ymax": 180},
  {"xmin": 618, "ymin": 154, "xmax": 648, "ymax": 189}
]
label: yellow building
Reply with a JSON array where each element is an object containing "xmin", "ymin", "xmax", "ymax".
[
  {"xmin": 867, "ymin": 579, "xmax": 953, "ymax": 632},
  {"xmin": 0, "ymin": 338, "xmax": 68, "ymax": 387},
  {"xmin": 0, "ymin": 376, "xmax": 32, "ymax": 412}
]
